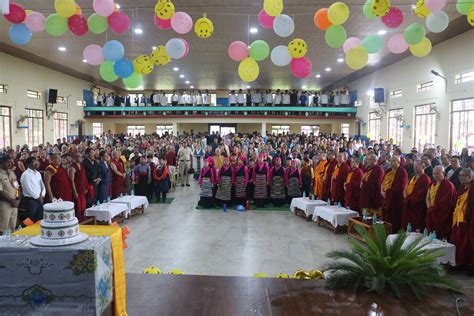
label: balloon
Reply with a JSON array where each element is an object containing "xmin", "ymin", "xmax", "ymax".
[
  {"xmin": 325, "ymin": 25, "xmax": 347, "ymax": 48},
  {"xmin": 134, "ymin": 55, "xmax": 154, "ymax": 75},
  {"xmin": 363, "ymin": 0, "xmax": 377, "ymax": 19},
  {"xmin": 457, "ymin": 0, "xmax": 474, "ymax": 15},
  {"xmin": 371, "ymin": 0, "xmax": 391, "ymax": 17},
  {"xmin": 108, "ymin": 11, "xmax": 130, "ymax": 34},
  {"xmin": 249, "ymin": 40, "xmax": 270, "ymax": 61},
  {"xmin": 155, "ymin": 0, "xmax": 175, "ymax": 20},
  {"xmin": 328, "ymin": 2, "xmax": 350, "ymax": 25},
  {"xmin": 4, "ymin": 3, "xmax": 26, "ymax": 24},
  {"xmin": 103, "ymin": 40, "xmax": 124, "ymax": 61},
  {"xmin": 25, "ymin": 10, "xmax": 33, "ymax": 16},
  {"xmin": 181, "ymin": 38, "xmax": 190, "ymax": 58},
  {"xmin": 288, "ymin": 38, "xmax": 308, "ymax": 58},
  {"xmin": 273, "ymin": 14, "xmax": 294, "ymax": 37},
  {"xmin": 88, "ymin": 14, "xmax": 107, "ymax": 34},
  {"xmin": 404, "ymin": 23, "xmax": 425, "ymax": 45},
  {"xmin": 75, "ymin": 3, "xmax": 82, "ymax": 15},
  {"xmin": 469, "ymin": 7, "xmax": 474, "ymax": 26},
  {"xmin": 123, "ymin": 73, "xmax": 143, "ymax": 89},
  {"xmin": 270, "ymin": 45, "xmax": 292, "ymax": 67},
  {"xmin": 83, "ymin": 44, "xmax": 104, "ymax": 65},
  {"xmin": 345, "ymin": 46, "xmax": 369, "ymax": 70},
  {"xmin": 100, "ymin": 61, "xmax": 118, "ymax": 82},
  {"xmin": 228, "ymin": 41, "xmax": 248, "ymax": 62},
  {"xmin": 9, "ymin": 23, "xmax": 31, "ymax": 45},
  {"xmin": 362, "ymin": 34, "xmax": 383, "ymax": 54},
  {"xmin": 290, "ymin": 57, "xmax": 312, "ymax": 79},
  {"xmin": 314, "ymin": 8, "xmax": 332, "ymax": 30},
  {"xmin": 194, "ymin": 15, "xmax": 214, "ymax": 39},
  {"xmin": 258, "ymin": 9, "xmax": 275, "ymax": 29},
  {"xmin": 381, "ymin": 7, "xmax": 404, "ymax": 28},
  {"xmin": 238, "ymin": 57, "xmax": 259, "ymax": 82},
  {"xmin": 45, "ymin": 13, "xmax": 68, "ymax": 36},
  {"xmin": 25, "ymin": 12, "xmax": 45, "ymax": 32},
  {"xmin": 425, "ymin": 0, "xmax": 446, "ymax": 12},
  {"xmin": 154, "ymin": 15, "xmax": 171, "ymax": 30},
  {"xmin": 151, "ymin": 46, "xmax": 170, "ymax": 65},
  {"xmin": 387, "ymin": 33, "xmax": 408, "ymax": 54},
  {"xmin": 93, "ymin": 0, "xmax": 115, "ymax": 17},
  {"xmin": 415, "ymin": 0, "xmax": 431, "ymax": 18},
  {"xmin": 68, "ymin": 14, "xmax": 88, "ymax": 36},
  {"xmin": 114, "ymin": 58, "xmax": 134, "ymax": 78},
  {"xmin": 426, "ymin": 11, "xmax": 449, "ymax": 33},
  {"xmin": 171, "ymin": 12, "xmax": 193, "ymax": 34},
  {"xmin": 409, "ymin": 37, "xmax": 432, "ymax": 57},
  {"xmin": 55, "ymin": 0, "xmax": 76, "ymax": 18},
  {"xmin": 264, "ymin": 0, "xmax": 284, "ymax": 17},
  {"xmin": 343, "ymin": 37, "xmax": 362, "ymax": 54},
  {"xmin": 165, "ymin": 38, "xmax": 186, "ymax": 59}
]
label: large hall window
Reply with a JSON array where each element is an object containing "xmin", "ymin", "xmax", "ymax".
[
  {"xmin": 92, "ymin": 123, "xmax": 103, "ymax": 137},
  {"xmin": 127, "ymin": 125, "xmax": 145, "ymax": 137},
  {"xmin": 301, "ymin": 125, "xmax": 320, "ymax": 135},
  {"xmin": 455, "ymin": 71, "xmax": 474, "ymax": 84},
  {"xmin": 0, "ymin": 106, "xmax": 11, "ymax": 149},
  {"xmin": 414, "ymin": 104, "xmax": 436, "ymax": 151},
  {"xmin": 156, "ymin": 125, "xmax": 173, "ymax": 136},
  {"xmin": 53, "ymin": 112, "xmax": 68, "ymax": 141},
  {"xmin": 388, "ymin": 109, "xmax": 404, "ymax": 147},
  {"xmin": 451, "ymin": 98, "xmax": 474, "ymax": 152},
  {"xmin": 0, "ymin": 84, "xmax": 7, "ymax": 93},
  {"xmin": 25, "ymin": 109, "xmax": 44, "ymax": 147},
  {"xmin": 341, "ymin": 123, "xmax": 350, "ymax": 136},
  {"xmin": 272, "ymin": 125, "xmax": 290, "ymax": 135},
  {"xmin": 368, "ymin": 112, "xmax": 381, "ymax": 140}
]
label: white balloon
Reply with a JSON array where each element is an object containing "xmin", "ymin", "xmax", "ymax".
[
  {"xmin": 273, "ymin": 14, "xmax": 294, "ymax": 37},
  {"xmin": 271, "ymin": 45, "xmax": 292, "ymax": 67},
  {"xmin": 165, "ymin": 38, "xmax": 186, "ymax": 59},
  {"xmin": 426, "ymin": 11, "xmax": 449, "ymax": 33}
]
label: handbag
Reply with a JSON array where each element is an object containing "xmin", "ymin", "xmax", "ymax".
[{"xmin": 188, "ymin": 167, "xmax": 195, "ymax": 175}]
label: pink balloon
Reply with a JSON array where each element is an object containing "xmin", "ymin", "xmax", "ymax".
[
  {"xmin": 93, "ymin": 0, "xmax": 115, "ymax": 17},
  {"xmin": 171, "ymin": 12, "xmax": 193, "ymax": 34},
  {"xmin": 83, "ymin": 44, "xmax": 104, "ymax": 65},
  {"xmin": 68, "ymin": 14, "xmax": 88, "ymax": 36},
  {"xmin": 25, "ymin": 12, "xmax": 45, "ymax": 32},
  {"xmin": 343, "ymin": 37, "xmax": 362, "ymax": 54},
  {"xmin": 425, "ymin": 0, "xmax": 447, "ymax": 11},
  {"xmin": 381, "ymin": 7, "xmax": 404, "ymax": 29},
  {"xmin": 228, "ymin": 41, "xmax": 248, "ymax": 62},
  {"xmin": 154, "ymin": 15, "xmax": 171, "ymax": 30},
  {"xmin": 387, "ymin": 33, "xmax": 408, "ymax": 54},
  {"xmin": 4, "ymin": 3, "xmax": 26, "ymax": 24},
  {"xmin": 181, "ymin": 38, "xmax": 190, "ymax": 58},
  {"xmin": 290, "ymin": 57, "xmax": 312, "ymax": 79},
  {"xmin": 258, "ymin": 9, "xmax": 275, "ymax": 29},
  {"xmin": 107, "ymin": 11, "xmax": 130, "ymax": 34}
]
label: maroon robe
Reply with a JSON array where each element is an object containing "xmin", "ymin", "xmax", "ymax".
[
  {"xmin": 331, "ymin": 162, "xmax": 350, "ymax": 205},
  {"xmin": 359, "ymin": 165, "xmax": 384, "ymax": 211},
  {"xmin": 426, "ymin": 179, "xmax": 457, "ymax": 240},
  {"xmin": 46, "ymin": 164, "xmax": 73, "ymax": 202},
  {"xmin": 345, "ymin": 168, "xmax": 363, "ymax": 213},
  {"xmin": 383, "ymin": 167, "xmax": 408, "ymax": 233},
  {"xmin": 401, "ymin": 174, "xmax": 431, "ymax": 232},
  {"xmin": 71, "ymin": 163, "xmax": 88, "ymax": 222},
  {"xmin": 111, "ymin": 158, "xmax": 126, "ymax": 198},
  {"xmin": 322, "ymin": 159, "xmax": 336, "ymax": 201}
]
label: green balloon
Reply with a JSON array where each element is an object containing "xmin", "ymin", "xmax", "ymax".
[
  {"xmin": 404, "ymin": 23, "xmax": 425, "ymax": 45},
  {"xmin": 325, "ymin": 25, "xmax": 347, "ymax": 49},
  {"xmin": 100, "ymin": 61, "xmax": 118, "ymax": 82},
  {"xmin": 363, "ymin": 1, "xmax": 376, "ymax": 19},
  {"xmin": 45, "ymin": 13, "xmax": 68, "ymax": 37},
  {"xmin": 123, "ymin": 73, "xmax": 143, "ymax": 89},
  {"xmin": 249, "ymin": 40, "xmax": 270, "ymax": 62},
  {"xmin": 88, "ymin": 14, "xmax": 108, "ymax": 34},
  {"xmin": 456, "ymin": 0, "xmax": 474, "ymax": 14},
  {"xmin": 362, "ymin": 34, "xmax": 383, "ymax": 54}
]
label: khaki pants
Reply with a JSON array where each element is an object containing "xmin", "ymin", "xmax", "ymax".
[
  {"xmin": 0, "ymin": 202, "xmax": 17, "ymax": 233},
  {"xmin": 179, "ymin": 161, "xmax": 189, "ymax": 185}
]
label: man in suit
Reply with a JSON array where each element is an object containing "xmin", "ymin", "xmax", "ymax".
[
  {"xmin": 446, "ymin": 156, "xmax": 462, "ymax": 191},
  {"xmin": 83, "ymin": 148, "xmax": 101, "ymax": 206},
  {"xmin": 97, "ymin": 150, "xmax": 111, "ymax": 203}
]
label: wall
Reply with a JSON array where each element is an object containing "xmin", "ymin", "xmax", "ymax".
[{"xmin": 349, "ymin": 30, "xmax": 474, "ymax": 152}]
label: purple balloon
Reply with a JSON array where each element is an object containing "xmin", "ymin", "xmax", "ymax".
[
  {"xmin": 382, "ymin": 7, "xmax": 404, "ymax": 29},
  {"xmin": 83, "ymin": 44, "xmax": 104, "ymax": 65},
  {"xmin": 171, "ymin": 12, "xmax": 193, "ymax": 34},
  {"xmin": 25, "ymin": 12, "xmax": 45, "ymax": 32},
  {"xmin": 387, "ymin": 33, "xmax": 408, "ymax": 54},
  {"xmin": 343, "ymin": 37, "xmax": 362, "ymax": 54},
  {"xmin": 425, "ymin": 0, "xmax": 447, "ymax": 12}
]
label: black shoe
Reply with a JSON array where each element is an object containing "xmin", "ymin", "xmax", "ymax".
[
  {"xmin": 181, "ymin": 184, "xmax": 185, "ymax": 187},
  {"xmin": 186, "ymin": 184, "xmax": 190, "ymax": 187}
]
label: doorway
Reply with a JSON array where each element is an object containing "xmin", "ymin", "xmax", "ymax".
[{"xmin": 209, "ymin": 124, "xmax": 236, "ymax": 136}]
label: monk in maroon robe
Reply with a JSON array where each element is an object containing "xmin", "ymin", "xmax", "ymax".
[
  {"xmin": 344, "ymin": 157, "xmax": 364, "ymax": 213},
  {"xmin": 322, "ymin": 151, "xmax": 336, "ymax": 202},
  {"xmin": 110, "ymin": 151, "xmax": 126, "ymax": 198},
  {"xmin": 426, "ymin": 165, "xmax": 457, "ymax": 240},
  {"xmin": 68, "ymin": 153, "xmax": 88, "ymax": 222},
  {"xmin": 331, "ymin": 152, "xmax": 351, "ymax": 205},
  {"xmin": 44, "ymin": 154, "xmax": 73, "ymax": 202},
  {"xmin": 359, "ymin": 154, "xmax": 384, "ymax": 217}
]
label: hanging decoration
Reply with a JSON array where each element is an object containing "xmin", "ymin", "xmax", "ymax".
[
  {"xmin": 370, "ymin": 0, "xmax": 391, "ymax": 17},
  {"xmin": 194, "ymin": 13, "xmax": 214, "ymax": 39}
]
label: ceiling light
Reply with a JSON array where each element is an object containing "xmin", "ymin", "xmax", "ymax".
[
  {"xmin": 325, "ymin": 67, "xmax": 331, "ymax": 72},
  {"xmin": 337, "ymin": 58, "xmax": 344, "ymax": 63},
  {"xmin": 316, "ymin": 74, "xmax": 321, "ymax": 78},
  {"xmin": 173, "ymin": 67, "xmax": 179, "ymax": 72},
  {"xmin": 185, "ymin": 81, "xmax": 190, "ymax": 84},
  {"xmin": 82, "ymin": 59, "xmax": 87, "ymax": 63},
  {"xmin": 190, "ymin": 86, "xmax": 194, "ymax": 89},
  {"xmin": 58, "ymin": 46, "xmax": 66, "ymax": 52},
  {"xmin": 134, "ymin": 28, "xmax": 143, "ymax": 35},
  {"xmin": 249, "ymin": 28, "xmax": 258, "ymax": 34},
  {"xmin": 246, "ymin": 85, "xmax": 251, "ymax": 89},
  {"xmin": 411, "ymin": 4, "xmax": 416, "ymax": 10},
  {"xmin": 152, "ymin": 46, "xmax": 157, "ymax": 50},
  {"xmin": 302, "ymin": 85, "xmax": 307, "ymax": 89},
  {"xmin": 179, "ymin": 74, "xmax": 185, "ymax": 78},
  {"xmin": 378, "ymin": 29, "xmax": 387, "ymax": 36},
  {"xmin": 367, "ymin": 90, "xmax": 374, "ymax": 96}
]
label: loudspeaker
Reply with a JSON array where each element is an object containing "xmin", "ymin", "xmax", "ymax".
[
  {"xmin": 48, "ymin": 89, "xmax": 58, "ymax": 104},
  {"xmin": 374, "ymin": 88, "xmax": 384, "ymax": 103}
]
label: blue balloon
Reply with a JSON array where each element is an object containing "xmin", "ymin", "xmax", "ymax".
[
  {"xmin": 9, "ymin": 24, "xmax": 32, "ymax": 46},
  {"xmin": 103, "ymin": 40, "xmax": 124, "ymax": 62},
  {"xmin": 114, "ymin": 58, "xmax": 134, "ymax": 78}
]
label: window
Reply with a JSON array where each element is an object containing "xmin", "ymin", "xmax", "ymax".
[
  {"xmin": 56, "ymin": 96, "xmax": 66, "ymax": 103},
  {"xmin": 301, "ymin": 125, "xmax": 320, "ymax": 135},
  {"xmin": 0, "ymin": 84, "xmax": 7, "ymax": 94},
  {"xmin": 368, "ymin": 112, "xmax": 381, "ymax": 140},
  {"xmin": 417, "ymin": 81, "xmax": 433, "ymax": 92},
  {"xmin": 414, "ymin": 104, "xmax": 436, "ymax": 151},
  {"xmin": 24, "ymin": 109, "xmax": 44, "ymax": 147},
  {"xmin": 451, "ymin": 98, "xmax": 474, "ymax": 152},
  {"xmin": 53, "ymin": 112, "xmax": 68, "ymax": 141},
  {"xmin": 388, "ymin": 109, "xmax": 404, "ymax": 147},
  {"xmin": 455, "ymin": 71, "xmax": 474, "ymax": 84},
  {"xmin": 92, "ymin": 123, "xmax": 103, "ymax": 137},
  {"xmin": 341, "ymin": 123, "xmax": 350, "ymax": 136},
  {"xmin": 389, "ymin": 89, "xmax": 402, "ymax": 99},
  {"xmin": 27, "ymin": 90, "xmax": 41, "ymax": 99},
  {"xmin": 0, "ymin": 106, "xmax": 11, "ymax": 149},
  {"xmin": 156, "ymin": 125, "xmax": 173, "ymax": 136},
  {"xmin": 76, "ymin": 100, "xmax": 85, "ymax": 107},
  {"xmin": 127, "ymin": 125, "xmax": 145, "ymax": 137},
  {"xmin": 272, "ymin": 125, "xmax": 290, "ymax": 135}
]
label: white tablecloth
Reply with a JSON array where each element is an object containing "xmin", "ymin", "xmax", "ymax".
[
  {"xmin": 290, "ymin": 198, "xmax": 327, "ymax": 216},
  {"xmin": 312, "ymin": 205, "xmax": 359, "ymax": 228},
  {"xmin": 386, "ymin": 233, "xmax": 456, "ymax": 266},
  {"xmin": 85, "ymin": 202, "xmax": 128, "ymax": 224},
  {"xmin": 110, "ymin": 195, "xmax": 149, "ymax": 218}
]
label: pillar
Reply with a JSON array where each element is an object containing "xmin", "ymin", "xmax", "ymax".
[{"xmin": 261, "ymin": 122, "xmax": 267, "ymax": 136}]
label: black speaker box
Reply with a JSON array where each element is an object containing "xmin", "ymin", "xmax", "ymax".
[
  {"xmin": 48, "ymin": 89, "xmax": 58, "ymax": 104},
  {"xmin": 374, "ymin": 88, "xmax": 384, "ymax": 103}
]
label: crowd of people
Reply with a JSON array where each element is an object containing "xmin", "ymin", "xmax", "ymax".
[{"xmin": 0, "ymin": 131, "xmax": 473, "ymax": 274}]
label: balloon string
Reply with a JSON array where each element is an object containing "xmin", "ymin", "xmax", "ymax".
[{"xmin": 247, "ymin": 15, "xmax": 250, "ymax": 46}]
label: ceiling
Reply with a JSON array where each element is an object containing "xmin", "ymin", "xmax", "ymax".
[{"xmin": 0, "ymin": 0, "xmax": 470, "ymax": 91}]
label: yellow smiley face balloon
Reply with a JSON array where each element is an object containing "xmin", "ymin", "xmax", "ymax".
[
  {"xmin": 134, "ymin": 55, "xmax": 154, "ymax": 75},
  {"xmin": 155, "ymin": 0, "xmax": 175, "ymax": 20},
  {"xmin": 288, "ymin": 38, "xmax": 308, "ymax": 58},
  {"xmin": 238, "ymin": 57, "xmax": 260, "ymax": 82},
  {"xmin": 151, "ymin": 46, "xmax": 171, "ymax": 66},
  {"xmin": 194, "ymin": 16, "xmax": 214, "ymax": 39},
  {"xmin": 263, "ymin": 0, "xmax": 283, "ymax": 17},
  {"xmin": 414, "ymin": 0, "xmax": 431, "ymax": 18},
  {"xmin": 468, "ymin": 7, "xmax": 474, "ymax": 26},
  {"xmin": 371, "ymin": 0, "xmax": 391, "ymax": 17}
]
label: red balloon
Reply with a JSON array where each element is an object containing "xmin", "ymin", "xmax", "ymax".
[
  {"xmin": 4, "ymin": 3, "xmax": 26, "ymax": 24},
  {"xmin": 381, "ymin": 7, "xmax": 404, "ymax": 29},
  {"xmin": 154, "ymin": 15, "xmax": 171, "ymax": 30},
  {"xmin": 290, "ymin": 57, "xmax": 312, "ymax": 79},
  {"xmin": 68, "ymin": 14, "xmax": 88, "ymax": 36},
  {"xmin": 107, "ymin": 11, "xmax": 130, "ymax": 34}
]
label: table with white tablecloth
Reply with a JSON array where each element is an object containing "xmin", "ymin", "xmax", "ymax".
[
  {"xmin": 85, "ymin": 202, "xmax": 129, "ymax": 224},
  {"xmin": 110, "ymin": 195, "xmax": 149, "ymax": 218},
  {"xmin": 290, "ymin": 198, "xmax": 328, "ymax": 217},
  {"xmin": 313, "ymin": 205, "xmax": 359, "ymax": 232},
  {"xmin": 386, "ymin": 233, "xmax": 456, "ymax": 266}
]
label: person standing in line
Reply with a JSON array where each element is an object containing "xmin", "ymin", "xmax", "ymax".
[
  {"xmin": 334, "ymin": 91, "xmax": 341, "ymax": 107},
  {"xmin": 198, "ymin": 158, "xmax": 216, "ymax": 208},
  {"xmin": 177, "ymin": 143, "xmax": 193, "ymax": 187},
  {"xmin": 283, "ymin": 90, "xmax": 291, "ymax": 106},
  {"xmin": 203, "ymin": 90, "xmax": 211, "ymax": 106},
  {"xmin": 68, "ymin": 153, "xmax": 89, "ymax": 222},
  {"xmin": 44, "ymin": 154, "xmax": 73, "ymax": 202},
  {"xmin": 215, "ymin": 157, "xmax": 233, "ymax": 207},
  {"xmin": 83, "ymin": 148, "xmax": 101, "ymax": 206},
  {"xmin": 160, "ymin": 91, "xmax": 168, "ymax": 106},
  {"xmin": 246, "ymin": 90, "xmax": 252, "ymax": 107},
  {"xmin": 237, "ymin": 89, "xmax": 245, "ymax": 106},
  {"xmin": 0, "ymin": 155, "xmax": 19, "ymax": 234},
  {"xmin": 110, "ymin": 151, "xmax": 126, "ymax": 198},
  {"xmin": 19, "ymin": 157, "xmax": 45, "ymax": 222},
  {"xmin": 97, "ymin": 151, "xmax": 111, "ymax": 203},
  {"xmin": 253, "ymin": 89, "xmax": 262, "ymax": 106},
  {"xmin": 154, "ymin": 157, "xmax": 170, "ymax": 203},
  {"xmin": 228, "ymin": 90, "xmax": 237, "ymax": 106},
  {"xmin": 341, "ymin": 90, "xmax": 350, "ymax": 106},
  {"xmin": 265, "ymin": 90, "xmax": 273, "ymax": 106},
  {"xmin": 320, "ymin": 90, "xmax": 329, "ymax": 107},
  {"xmin": 171, "ymin": 91, "xmax": 179, "ymax": 106}
]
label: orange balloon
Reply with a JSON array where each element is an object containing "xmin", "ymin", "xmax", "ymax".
[
  {"xmin": 314, "ymin": 8, "xmax": 332, "ymax": 30},
  {"xmin": 74, "ymin": 3, "xmax": 82, "ymax": 15}
]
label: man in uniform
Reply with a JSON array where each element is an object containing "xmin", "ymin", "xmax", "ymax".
[{"xmin": 0, "ymin": 155, "xmax": 19, "ymax": 234}]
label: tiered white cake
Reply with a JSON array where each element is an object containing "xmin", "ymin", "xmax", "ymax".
[{"xmin": 30, "ymin": 200, "xmax": 88, "ymax": 247}]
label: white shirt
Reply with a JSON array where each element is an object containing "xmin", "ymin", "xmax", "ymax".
[
  {"xmin": 282, "ymin": 94, "xmax": 291, "ymax": 105},
  {"xmin": 20, "ymin": 168, "xmax": 46, "ymax": 199},
  {"xmin": 153, "ymin": 94, "xmax": 160, "ymax": 104},
  {"xmin": 171, "ymin": 94, "xmax": 179, "ymax": 102},
  {"xmin": 253, "ymin": 93, "xmax": 262, "ymax": 103},
  {"xmin": 274, "ymin": 94, "xmax": 282, "ymax": 105},
  {"xmin": 237, "ymin": 93, "xmax": 245, "ymax": 104},
  {"xmin": 178, "ymin": 94, "xmax": 186, "ymax": 104},
  {"xmin": 228, "ymin": 94, "xmax": 237, "ymax": 104},
  {"xmin": 341, "ymin": 93, "xmax": 350, "ymax": 105},
  {"xmin": 196, "ymin": 95, "xmax": 203, "ymax": 105},
  {"xmin": 334, "ymin": 95, "xmax": 340, "ymax": 105},
  {"xmin": 320, "ymin": 94, "xmax": 329, "ymax": 104},
  {"xmin": 106, "ymin": 96, "xmax": 114, "ymax": 107},
  {"xmin": 189, "ymin": 94, "xmax": 197, "ymax": 105},
  {"xmin": 203, "ymin": 94, "xmax": 211, "ymax": 105},
  {"xmin": 265, "ymin": 94, "xmax": 273, "ymax": 104},
  {"xmin": 160, "ymin": 94, "xmax": 168, "ymax": 105}
]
